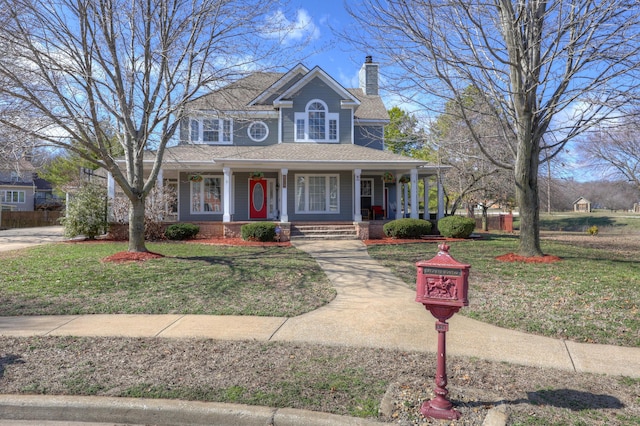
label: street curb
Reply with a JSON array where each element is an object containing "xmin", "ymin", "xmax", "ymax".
[{"xmin": 0, "ymin": 394, "xmax": 383, "ymax": 425}]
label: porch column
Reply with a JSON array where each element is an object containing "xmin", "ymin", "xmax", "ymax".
[
  {"xmin": 395, "ymin": 177, "xmax": 402, "ymax": 219},
  {"xmin": 354, "ymin": 169, "xmax": 362, "ymax": 222},
  {"xmin": 280, "ymin": 168, "xmax": 288, "ymax": 223},
  {"xmin": 107, "ymin": 172, "xmax": 115, "ymax": 221},
  {"xmin": 410, "ymin": 169, "xmax": 418, "ymax": 219},
  {"xmin": 437, "ymin": 176, "xmax": 445, "ymax": 220},
  {"xmin": 156, "ymin": 168, "xmax": 163, "ymax": 189},
  {"xmin": 223, "ymin": 167, "xmax": 231, "ymax": 222},
  {"xmin": 423, "ymin": 177, "xmax": 430, "ymax": 220},
  {"xmin": 403, "ymin": 183, "xmax": 409, "ymax": 218}
]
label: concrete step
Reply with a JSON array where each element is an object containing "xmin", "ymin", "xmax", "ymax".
[{"xmin": 291, "ymin": 224, "xmax": 358, "ymax": 240}]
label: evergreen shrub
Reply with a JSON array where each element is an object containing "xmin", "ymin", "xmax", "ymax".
[
  {"xmin": 241, "ymin": 222, "xmax": 277, "ymax": 242},
  {"xmin": 383, "ymin": 218, "xmax": 432, "ymax": 239},
  {"xmin": 164, "ymin": 223, "xmax": 200, "ymax": 240},
  {"xmin": 437, "ymin": 216, "xmax": 476, "ymax": 238}
]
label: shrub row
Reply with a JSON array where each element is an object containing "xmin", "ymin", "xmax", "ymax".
[
  {"xmin": 382, "ymin": 216, "xmax": 476, "ymax": 239},
  {"xmin": 159, "ymin": 216, "xmax": 475, "ymax": 242}
]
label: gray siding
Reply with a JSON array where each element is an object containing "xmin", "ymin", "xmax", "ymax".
[
  {"xmin": 281, "ymin": 77, "xmax": 353, "ymax": 144},
  {"xmin": 178, "ymin": 117, "xmax": 279, "ymax": 147},
  {"xmin": 355, "ymin": 125, "xmax": 384, "ymax": 150},
  {"xmin": 232, "ymin": 119, "xmax": 279, "ymax": 146},
  {"xmin": 0, "ymin": 184, "xmax": 35, "ymax": 211}
]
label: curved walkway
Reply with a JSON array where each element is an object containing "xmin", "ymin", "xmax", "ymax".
[{"xmin": 0, "ymin": 231, "xmax": 638, "ymax": 425}]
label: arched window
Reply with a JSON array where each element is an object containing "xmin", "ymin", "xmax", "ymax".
[
  {"xmin": 295, "ymin": 100, "xmax": 339, "ymax": 142},
  {"xmin": 307, "ymin": 101, "xmax": 326, "ymax": 140}
]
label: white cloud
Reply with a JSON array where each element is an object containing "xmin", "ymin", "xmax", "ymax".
[{"xmin": 263, "ymin": 9, "xmax": 320, "ymax": 45}]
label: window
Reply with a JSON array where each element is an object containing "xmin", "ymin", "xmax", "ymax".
[
  {"xmin": 0, "ymin": 190, "xmax": 25, "ymax": 203},
  {"xmin": 294, "ymin": 100, "xmax": 339, "ymax": 142},
  {"xmin": 295, "ymin": 174, "xmax": 339, "ymax": 213},
  {"xmin": 189, "ymin": 118, "xmax": 233, "ymax": 144},
  {"xmin": 190, "ymin": 176, "xmax": 223, "ymax": 214},
  {"xmin": 248, "ymin": 121, "xmax": 269, "ymax": 142}
]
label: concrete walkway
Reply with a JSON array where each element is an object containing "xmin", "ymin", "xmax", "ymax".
[
  {"xmin": 0, "ymin": 232, "xmax": 638, "ymax": 425},
  {"xmin": 0, "ymin": 226, "xmax": 65, "ymax": 252}
]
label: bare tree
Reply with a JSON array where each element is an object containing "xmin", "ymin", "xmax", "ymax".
[
  {"xmin": 431, "ymin": 87, "xmax": 514, "ymax": 219},
  {"xmin": 583, "ymin": 120, "xmax": 640, "ymax": 191},
  {"xmin": 347, "ymin": 0, "xmax": 640, "ymax": 256},
  {"xmin": 0, "ymin": 0, "xmax": 303, "ymax": 252}
]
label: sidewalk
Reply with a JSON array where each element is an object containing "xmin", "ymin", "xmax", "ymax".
[
  {"xmin": 1, "ymin": 239, "xmax": 638, "ymax": 378},
  {"xmin": 0, "ymin": 237, "xmax": 639, "ymax": 425}
]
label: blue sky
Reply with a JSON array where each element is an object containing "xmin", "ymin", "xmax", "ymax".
[
  {"xmin": 272, "ymin": 3, "xmax": 598, "ymax": 182},
  {"xmin": 272, "ymin": 2, "xmax": 367, "ymax": 90}
]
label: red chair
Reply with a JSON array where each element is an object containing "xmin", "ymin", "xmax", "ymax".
[{"xmin": 371, "ymin": 205, "xmax": 385, "ymax": 220}]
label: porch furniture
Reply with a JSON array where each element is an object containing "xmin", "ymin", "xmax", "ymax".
[{"xmin": 371, "ymin": 205, "xmax": 385, "ymax": 220}]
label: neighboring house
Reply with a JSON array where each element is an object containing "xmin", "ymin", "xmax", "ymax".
[
  {"xmin": 573, "ymin": 197, "xmax": 591, "ymax": 213},
  {"xmin": 0, "ymin": 153, "xmax": 62, "ymax": 212},
  {"xmin": 109, "ymin": 56, "xmax": 445, "ymax": 236}
]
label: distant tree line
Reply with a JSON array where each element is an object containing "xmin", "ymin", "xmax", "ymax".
[{"xmin": 538, "ymin": 179, "xmax": 639, "ymax": 212}]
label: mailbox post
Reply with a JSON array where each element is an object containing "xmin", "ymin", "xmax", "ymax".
[{"xmin": 415, "ymin": 243, "xmax": 470, "ymax": 420}]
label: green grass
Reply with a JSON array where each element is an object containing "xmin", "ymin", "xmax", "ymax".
[
  {"xmin": 0, "ymin": 242, "xmax": 335, "ymax": 317},
  {"xmin": 538, "ymin": 211, "xmax": 640, "ymax": 233},
  {"xmin": 367, "ymin": 233, "xmax": 640, "ymax": 347}
]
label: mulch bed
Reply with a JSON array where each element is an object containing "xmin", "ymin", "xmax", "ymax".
[
  {"xmin": 72, "ymin": 235, "xmax": 560, "ymax": 264},
  {"xmin": 102, "ymin": 251, "xmax": 165, "ymax": 263},
  {"xmin": 496, "ymin": 253, "xmax": 562, "ymax": 263}
]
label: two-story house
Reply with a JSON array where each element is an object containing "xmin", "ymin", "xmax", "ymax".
[
  {"xmin": 108, "ymin": 56, "xmax": 445, "ymax": 238},
  {"xmin": 0, "ymin": 153, "xmax": 59, "ymax": 212}
]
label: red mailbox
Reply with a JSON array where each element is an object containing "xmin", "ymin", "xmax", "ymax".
[
  {"xmin": 416, "ymin": 244, "xmax": 470, "ymax": 309},
  {"xmin": 415, "ymin": 243, "xmax": 470, "ymax": 421}
]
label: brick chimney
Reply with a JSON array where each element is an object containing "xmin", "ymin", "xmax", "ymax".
[{"xmin": 359, "ymin": 55, "xmax": 379, "ymax": 96}]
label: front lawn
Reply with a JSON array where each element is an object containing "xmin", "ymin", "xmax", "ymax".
[
  {"xmin": 367, "ymin": 233, "xmax": 640, "ymax": 347},
  {"xmin": 0, "ymin": 242, "xmax": 335, "ymax": 317}
]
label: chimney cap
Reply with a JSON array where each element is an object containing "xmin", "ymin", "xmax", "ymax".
[{"xmin": 365, "ymin": 55, "xmax": 373, "ymax": 63}]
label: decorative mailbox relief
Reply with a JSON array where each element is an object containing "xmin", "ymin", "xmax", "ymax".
[{"xmin": 416, "ymin": 244, "xmax": 469, "ymax": 308}]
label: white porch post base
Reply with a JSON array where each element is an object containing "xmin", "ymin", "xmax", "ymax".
[
  {"xmin": 354, "ymin": 168, "xmax": 362, "ymax": 222},
  {"xmin": 437, "ymin": 178, "xmax": 445, "ymax": 220},
  {"xmin": 223, "ymin": 167, "xmax": 231, "ymax": 222},
  {"xmin": 423, "ymin": 177, "xmax": 430, "ymax": 219},
  {"xmin": 280, "ymin": 168, "xmax": 288, "ymax": 223},
  {"xmin": 395, "ymin": 178, "xmax": 402, "ymax": 219},
  {"xmin": 410, "ymin": 169, "xmax": 418, "ymax": 219}
]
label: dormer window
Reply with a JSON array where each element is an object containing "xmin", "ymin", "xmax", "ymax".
[
  {"xmin": 295, "ymin": 100, "xmax": 339, "ymax": 142},
  {"xmin": 189, "ymin": 118, "xmax": 233, "ymax": 144}
]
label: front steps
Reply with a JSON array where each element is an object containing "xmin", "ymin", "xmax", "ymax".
[{"xmin": 290, "ymin": 223, "xmax": 358, "ymax": 240}]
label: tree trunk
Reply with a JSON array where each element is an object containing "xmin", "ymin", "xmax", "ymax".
[
  {"xmin": 515, "ymin": 138, "xmax": 543, "ymax": 257},
  {"xmin": 482, "ymin": 206, "xmax": 489, "ymax": 232},
  {"xmin": 128, "ymin": 197, "xmax": 147, "ymax": 252}
]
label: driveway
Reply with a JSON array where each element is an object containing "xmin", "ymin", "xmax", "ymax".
[{"xmin": 0, "ymin": 226, "xmax": 65, "ymax": 252}]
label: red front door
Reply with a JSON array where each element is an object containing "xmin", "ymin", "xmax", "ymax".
[{"xmin": 249, "ymin": 179, "xmax": 267, "ymax": 219}]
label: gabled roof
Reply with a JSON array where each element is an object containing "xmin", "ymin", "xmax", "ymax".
[
  {"xmin": 187, "ymin": 72, "xmax": 283, "ymax": 113},
  {"xmin": 249, "ymin": 64, "xmax": 309, "ymax": 106},
  {"xmin": 185, "ymin": 64, "xmax": 389, "ymax": 122},
  {"xmin": 273, "ymin": 66, "xmax": 360, "ymax": 107},
  {"xmin": 573, "ymin": 197, "xmax": 590, "ymax": 204}
]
